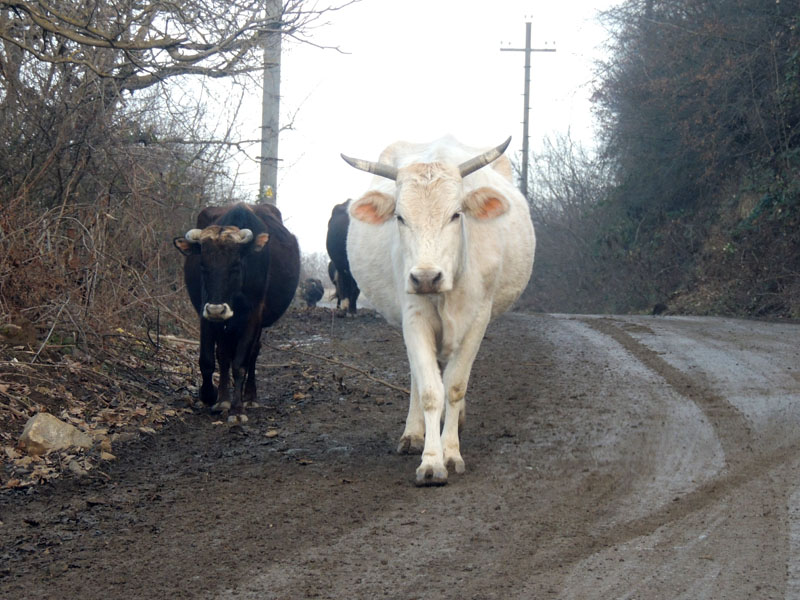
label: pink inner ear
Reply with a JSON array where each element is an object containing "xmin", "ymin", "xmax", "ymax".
[
  {"xmin": 254, "ymin": 233, "xmax": 270, "ymax": 250},
  {"xmin": 351, "ymin": 192, "xmax": 393, "ymax": 224},
  {"xmin": 351, "ymin": 202, "xmax": 382, "ymax": 224},
  {"xmin": 475, "ymin": 195, "xmax": 506, "ymax": 220}
]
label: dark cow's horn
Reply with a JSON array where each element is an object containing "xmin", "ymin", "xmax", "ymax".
[
  {"xmin": 235, "ymin": 228, "xmax": 254, "ymax": 244},
  {"xmin": 458, "ymin": 137, "xmax": 512, "ymax": 178},
  {"xmin": 185, "ymin": 229, "xmax": 203, "ymax": 243},
  {"xmin": 341, "ymin": 154, "xmax": 398, "ymax": 181}
]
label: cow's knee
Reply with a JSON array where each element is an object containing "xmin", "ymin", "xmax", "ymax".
[
  {"xmin": 448, "ymin": 383, "xmax": 466, "ymax": 405},
  {"xmin": 420, "ymin": 384, "xmax": 444, "ymax": 411}
]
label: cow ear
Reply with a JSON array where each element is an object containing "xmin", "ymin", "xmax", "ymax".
[
  {"xmin": 251, "ymin": 232, "xmax": 270, "ymax": 252},
  {"xmin": 173, "ymin": 237, "xmax": 198, "ymax": 256},
  {"xmin": 350, "ymin": 191, "xmax": 395, "ymax": 225},
  {"xmin": 463, "ymin": 187, "xmax": 510, "ymax": 220}
]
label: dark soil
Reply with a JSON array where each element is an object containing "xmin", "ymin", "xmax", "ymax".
[{"xmin": 1, "ymin": 308, "xmax": 798, "ymax": 599}]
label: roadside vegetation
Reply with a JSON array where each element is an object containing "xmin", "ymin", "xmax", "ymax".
[
  {"xmin": 0, "ymin": 0, "xmax": 351, "ymax": 477},
  {"xmin": 521, "ymin": 0, "xmax": 800, "ymax": 317}
]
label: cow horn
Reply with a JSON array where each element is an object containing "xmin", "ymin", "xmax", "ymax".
[
  {"xmin": 341, "ymin": 154, "xmax": 398, "ymax": 181},
  {"xmin": 235, "ymin": 228, "xmax": 254, "ymax": 244},
  {"xmin": 185, "ymin": 229, "xmax": 203, "ymax": 242},
  {"xmin": 458, "ymin": 137, "xmax": 512, "ymax": 178}
]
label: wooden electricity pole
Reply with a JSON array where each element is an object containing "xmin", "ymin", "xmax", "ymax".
[
  {"xmin": 259, "ymin": 0, "xmax": 282, "ymax": 206},
  {"xmin": 501, "ymin": 22, "xmax": 556, "ymax": 198}
]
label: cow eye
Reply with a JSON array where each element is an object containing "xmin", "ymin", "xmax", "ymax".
[
  {"xmin": 396, "ymin": 214, "xmax": 405, "ymax": 225},
  {"xmin": 451, "ymin": 212, "xmax": 462, "ymax": 222}
]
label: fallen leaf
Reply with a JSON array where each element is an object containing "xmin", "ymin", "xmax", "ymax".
[
  {"xmin": 265, "ymin": 429, "xmax": 280, "ymax": 438},
  {"xmin": 4, "ymin": 478, "xmax": 21, "ymax": 489},
  {"xmin": 14, "ymin": 455, "xmax": 35, "ymax": 468},
  {"xmin": 138, "ymin": 426, "xmax": 156, "ymax": 435},
  {"xmin": 67, "ymin": 460, "xmax": 87, "ymax": 477},
  {"xmin": 99, "ymin": 451, "xmax": 116, "ymax": 461}
]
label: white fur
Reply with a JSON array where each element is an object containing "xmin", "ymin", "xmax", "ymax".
[{"xmin": 345, "ymin": 135, "xmax": 535, "ymax": 484}]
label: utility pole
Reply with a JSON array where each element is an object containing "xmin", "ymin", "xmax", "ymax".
[
  {"xmin": 259, "ymin": 0, "xmax": 282, "ymax": 206},
  {"xmin": 500, "ymin": 22, "xmax": 556, "ymax": 198}
]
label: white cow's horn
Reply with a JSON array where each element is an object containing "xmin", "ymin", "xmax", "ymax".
[
  {"xmin": 458, "ymin": 137, "xmax": 512, "ymax": 178},
  {"xmin": 341, "ymin": 154, "xmax": 399, "ymax": 181},
  {"xmin": 185, "ymin": 228, "xmax": 203, "ymax": 242},
  {"xmin": 236, "ymin": 228, "xmax": 254, "ymax": 244}
]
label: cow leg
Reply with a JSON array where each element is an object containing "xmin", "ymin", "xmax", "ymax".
[
  {"xmin": 211, "ymin": 341, "xmax": 232, "ymax": 414},
  {"xmin": 403, "ymin": 316, "xmax": 447, "ymax": 486},
  {"xmin": 244, "ymin": 338, "xmax": 260, "ymax": 408},
  {"xmin": 198, "ymin": 321, "xmax": 218, "ymax": 408},
  {"xmin": 440, "ymin": 311, "xmax": 491, "ymax": 475},
  {"xmin": 228, "ymin": 326, "xmax": 261, "ymax": 424},
  {"xmin": 397, "ymin": 373, "xmax": 424, "ymax": 454}
]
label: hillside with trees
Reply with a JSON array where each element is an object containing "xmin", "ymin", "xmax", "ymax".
[{"xmin": 523, "ymin": 0, "xmax": 800, "ymax": 318}]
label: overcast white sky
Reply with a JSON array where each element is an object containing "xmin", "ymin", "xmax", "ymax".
[{"xmin": 231, "ymin": 0, "xmax": 615, "ymax": 255}]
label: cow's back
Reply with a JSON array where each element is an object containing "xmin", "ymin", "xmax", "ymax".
[
  {"xmin": 251, "ymin": 205, "xmax": 300, "ymax": 327},
  {"xmin": 326, "ymin": 201, "xmax": 351, "ymax": 273}
]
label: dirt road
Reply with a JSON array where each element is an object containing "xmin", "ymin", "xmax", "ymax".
[{"xmin": 2, "ymin": 309, "xmax": 799, "ymax": 599}]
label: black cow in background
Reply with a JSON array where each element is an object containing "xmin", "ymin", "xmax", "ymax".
[
  {"xmin": 300, "ymin": 277, "xmax": 324, "ymax": 307},
  {"xmin": 174, "ymin": 203, "xmax": 300, "ymax": 423},
  {"xmin": 326, "ymin": 200, "xmax": 360, "ymax": 314}
]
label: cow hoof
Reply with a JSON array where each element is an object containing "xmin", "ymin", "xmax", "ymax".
[
  {"xmin": 415, "ymin": 463, "xmax": 448, "ymax": 486},
  {"xmin": 397, "ymin": 435, "xmax": 424, "ymax": 455},
  {"xmin": 445, "ymin": 455, "xmax": 466, "ymax": 474},
  {"xmin": 227, "ymin": 414, "xmax": 249, "ymax": 425},
  {"xmin": 211, "ymin": 401, "xmax": 231, "ymax": 413},
  {"xmin": 244, "ymin": 401, "xmax": 260, "ymax": 409}
]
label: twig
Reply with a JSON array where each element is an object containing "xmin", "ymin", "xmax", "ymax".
[
  {"xmin": 0, "ymin": 400, "xmax": 27, "ymax": 418},
  {"xmin": 266, "ymin": 343, "xmax": 410, "ymax": 395},
  {"xmin": 31, "ymin": 300, "xmax": 68, "ymax": 364},
  {"xmin": 160, "ymin": 335, "xmax": 199, "ymax": 346}
]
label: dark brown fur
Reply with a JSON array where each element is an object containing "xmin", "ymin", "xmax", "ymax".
[
  {"xmin": 326, "ymin": 200, "xmax": 360, "ymax": 314},
  {"xmin": 174, "ymin": 203, "xmax": 300, "ymax": 421}
]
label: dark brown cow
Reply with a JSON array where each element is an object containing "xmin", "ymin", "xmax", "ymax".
[
  {"xmin": 173, "ymin": 203, "xmax": 300, "ymax": 423},
  {"xmin": 326, "ymin": 200, "xmax": 360, "ymax": 314},
  {"xmin": 300, "ymin": 277, "xmax": 324, "ymax": 307}
]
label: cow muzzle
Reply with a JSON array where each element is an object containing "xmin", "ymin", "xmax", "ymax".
[
  {"xmin": 203, "ymin": 303, "xmax": 234, "ymax": 321},
  {"xmin": 408, "ymin": 267, "xmax": 444, "ymax": 294}
]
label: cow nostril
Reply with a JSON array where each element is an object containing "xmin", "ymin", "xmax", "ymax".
[
  {"xmin": 410, "ymin": 273, "xmax": 420, "ymax": 286},
  {"xmin": 432, "ymin": 272, "xmax": 442, "ymax": 285}
]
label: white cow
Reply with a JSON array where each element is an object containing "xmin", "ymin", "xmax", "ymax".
[{"xmin": 342, "ymin": 135, "xmax": 535, "ymax": 485}]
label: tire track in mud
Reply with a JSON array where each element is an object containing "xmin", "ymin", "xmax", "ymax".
[
  {"xmin": 487, "ymin": 314, "xmax": 797, "ymax": 596},
  {"xmin": 576, "ymin": 317, "xmax": 797, "ymax": 559},
  {"xmin": 583, "ymin": 317, "xmax": 756, "ymax": 467}
]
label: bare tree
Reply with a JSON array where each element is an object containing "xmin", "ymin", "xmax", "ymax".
[
  {"xmin": 0, "ymin": 1, "xmax": 353, "ymax": 92},
  {"xmin": 0, "ymin": 0, "xmax": 356, "ymax": 339}
]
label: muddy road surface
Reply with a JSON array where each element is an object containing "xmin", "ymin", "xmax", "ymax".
[{"xmin": 2, "ymin": 309, "xmax": 800, "ymax": 599}]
